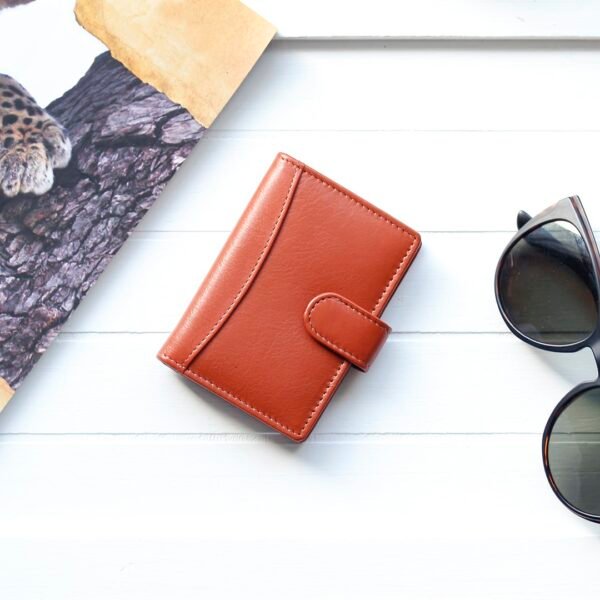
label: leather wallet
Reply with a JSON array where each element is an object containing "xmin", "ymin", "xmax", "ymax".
[{"xmin": 158, "ymin": 153, "xmax": 421, "ymax": 441}]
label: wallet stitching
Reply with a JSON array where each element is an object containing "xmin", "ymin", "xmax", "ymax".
[
  {"xmin": 373, "ymin": 234, "xmax": 419, "ymax": 312},
  {"xmin": 160, "ymin": 350, "xmax": 345, "ymax": 438},
  {"xmin": 290, "ymin": 162, "xmax": 418, "ymax": 313},
  {"xmin": 163, "ymin": 155, "xmax": 419, "ymax": 437},
  {"xmin": 179, "ymin": 162, "xmax": 300, "ymax": 367},
  {"xmin": 181, "ymin": 361, "xmax": 344, "ymax": 439},
  {"xmin": 306, "ymin": 295, "xmax": 387, "ymax": 367},
  {"xmin": 295, "ymin": 165, "xmax": 416, "ymax": 239},
  {"xmin": 300, "ymin": 362, "xmax": 346, "ymax": 435}
]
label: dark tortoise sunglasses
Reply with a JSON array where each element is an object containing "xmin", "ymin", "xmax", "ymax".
[{"xmin": 495, "ymin": 196, "xmax": 600, "ymax": 522}]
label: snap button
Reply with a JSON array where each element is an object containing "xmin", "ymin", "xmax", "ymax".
[{"xmin": 304, "ymin": 292, "xmax": 391, "ymax": 371}]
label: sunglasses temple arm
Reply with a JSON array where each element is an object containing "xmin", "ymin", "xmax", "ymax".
[{"xmin": 517, "ymin": 211, "xmax": 532, "ymax": 229}]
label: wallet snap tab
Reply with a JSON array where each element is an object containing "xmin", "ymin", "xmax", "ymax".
[{"xmin": 304, "ymin": 293, "xmax": 391, "ymax": 372}]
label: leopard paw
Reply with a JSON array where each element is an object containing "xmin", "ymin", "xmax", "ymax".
[{"xmin": 0, "ymin": 74, "xmax": 71, "ymax": 198}]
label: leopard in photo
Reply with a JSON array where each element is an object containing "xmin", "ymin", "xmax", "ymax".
[{"xmin": 0, "ymin": 0, "xmax": 72, "ymax": 197}]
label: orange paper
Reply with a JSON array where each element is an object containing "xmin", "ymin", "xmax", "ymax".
[{"xmin": 75, "ymin": 0, "xmax": 276, "ymax": 127}]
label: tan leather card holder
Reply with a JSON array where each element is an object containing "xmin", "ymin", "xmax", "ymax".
[{"xmin": 158, "ymin": 153, "xmax": 421, "ymax": 441}]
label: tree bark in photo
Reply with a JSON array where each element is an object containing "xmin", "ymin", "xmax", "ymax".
[{"xmin": 0, "ymin": 51, "xmax": 205, "ymax": 394}]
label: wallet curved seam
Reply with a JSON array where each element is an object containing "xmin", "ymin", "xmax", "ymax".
[
  {"xmin": 162, "ymin": 156, "xmax": 420, "ymax": 437},
  {"xmin": 180, "ymin": 159, "xmax": 301, "ymax": 368},
  {"xmin": 306, "ymin": 295, "xmax": 387, "ymax": 367}
]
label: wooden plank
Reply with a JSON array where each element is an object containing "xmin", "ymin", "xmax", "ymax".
[
  {"xmin": 3, "ymin": 537, "xmax": 599, "ymax": 599},
  {"xmin": 142, "ymin": 131, "xmax": 600, "ymax": 234},
  {"xmin": 3, "ymin": 0, "xmax": 599, "ymax": 110},
  {"xmin": 61, "ymin": 231, "xmax": 556, "ymax": 335},
  {"xmin": 5, "ymin": 5, "xmax": 600, "ymax": 113},
  {"xmin": 215, "ymin": 41, "xmax": 600, "ymax": 132},
  {"xmin": 3, "ymin": 333, "xmax": 594, "ymax": 434},
  {"xmin": 246, "ymin": 0, "xmax": 600, "ymax": 40},
  {"xmin": 0, "ymin": 435, "xmax": 598, "ymax": 599}
]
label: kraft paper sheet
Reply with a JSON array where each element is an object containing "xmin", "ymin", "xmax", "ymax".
[
  {"xmin": 0, "ymin": 377, "xmax": 14, "ymax": 412},
  {"xmin": 75, "ymin": 0, "xmax": 276, "ymax": 127}
]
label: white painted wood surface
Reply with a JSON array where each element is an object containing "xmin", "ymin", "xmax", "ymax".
[
  {"xmin": 2, "ymin": 1, "xmax": 600, "ymax": 598},
  {"xmin": 246, "ymin": 0, "xmax": 600, "ymax": 40}
]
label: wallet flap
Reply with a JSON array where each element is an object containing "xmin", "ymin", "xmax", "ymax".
[{"xmin": 304, "ymin": 293, "xmax": 391, "ymax": 371}]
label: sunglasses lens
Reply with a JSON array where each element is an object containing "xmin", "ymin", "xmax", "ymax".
[
  {"xmin": 498, "ymin": 220, "xmax": 598, "ymax": 345},
  {"xmin": 548, "ymin": 387, "xmax": 600, "ymax": 517}
]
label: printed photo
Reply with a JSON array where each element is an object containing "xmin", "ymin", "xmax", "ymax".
[{"xmin": 0, "ymin": 0, "xmax": 205, "ymax": 406}]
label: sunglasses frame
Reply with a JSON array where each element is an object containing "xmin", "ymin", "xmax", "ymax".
[{"xmin": 494, "ymin": 195, "xmax": 600, "ymax": 522}]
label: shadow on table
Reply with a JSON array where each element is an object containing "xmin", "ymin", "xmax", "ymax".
[{"xmin": 180, "ymin": 375, "xmax": 367, "ymax": 467}]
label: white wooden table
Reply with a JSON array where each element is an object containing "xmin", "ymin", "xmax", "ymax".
[{"xmin": 2, "ymin": 1, "xmax": 600, "ymax": 597}]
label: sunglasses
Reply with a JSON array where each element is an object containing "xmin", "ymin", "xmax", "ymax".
[{"xmin": 495, "ymin": 196, "xmax": 600, "ymax": 522}]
